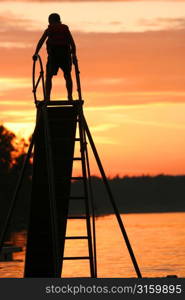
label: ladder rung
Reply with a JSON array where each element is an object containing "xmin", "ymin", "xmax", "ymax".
[
  {"xmin": 67, "ymin": 216, "xmax": 87, "ymax": 219},
  {"xmin": 65, "ymin": 236, "xmax": 88, "ymax": 240},
  {"xmin": 63, "ymin": 256, "xmax": 90, "ymax": 260},
  {"xmin": 71, "ymin": 177, "xmax": 83, "ymax": 180}
]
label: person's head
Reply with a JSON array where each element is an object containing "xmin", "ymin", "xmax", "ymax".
[{"xmin": 48, "ymin": 13, "xmax": 61, "ymax": 24}]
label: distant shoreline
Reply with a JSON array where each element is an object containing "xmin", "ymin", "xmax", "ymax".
[{"xmin": 1, "ymin": 174, "xmax": 185, "ymax": 231}]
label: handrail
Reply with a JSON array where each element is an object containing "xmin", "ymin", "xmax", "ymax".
[
  {"xmin": 73, "ymin": 57, "xmax": 82, "ymax": 101},
  {"xmin": 32, "ymin": 54, "xmax": 82, "ymax": 104},
  {"xmin": 32, "ymin": 55, "xmax": 46, "ymax": 105}
]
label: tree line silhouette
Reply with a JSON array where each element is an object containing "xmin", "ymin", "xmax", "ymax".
[
  {"xmin": 0, "ymin": 125, "xmax": 32, "ymax": 234},
  {"xmin": 0, "ymin": 124, "xmax": 185, "ymax": 233}
]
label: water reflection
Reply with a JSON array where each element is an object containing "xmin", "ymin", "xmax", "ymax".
[{"xmin": 0, "ymin": 212, "xmax": 184, "ymax": 278}]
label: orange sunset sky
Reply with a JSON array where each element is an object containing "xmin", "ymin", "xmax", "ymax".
[{"xmin": 1, "ymin": 0, "xmax": 185, "ymax": 176}]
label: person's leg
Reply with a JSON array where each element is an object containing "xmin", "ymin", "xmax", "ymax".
[
  {"xmin": 45, "ymin": 74, "xmax": 53, "ymax": 101},
  {"xmin": 64, "ymin": 71, "xmax": 73, "ymax": 100},
  {"xmin": 46, "ymin": 54, "xmax": 58, "ymax": 101}
]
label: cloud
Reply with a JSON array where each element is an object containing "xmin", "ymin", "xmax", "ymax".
[
  {"xmin": 74, "ymin": 29, "xmax": 185, "ymax": 95},
  {"xmin": 1, "ymin": 28, "xmax": 185, "ymax": 82},
  {"xmin": 0, "ymin": 15, "xmax": 32, "ymax": 29},
  {"xmin": 1, "ymin": 1, "xmax": 185, "ymax": 34},
  {"xmin": 90, "ymin": 123, "xmax": 119, "ymax": 132},
  {"xmin": 0, "ymin": 78, "xmax": 31, "ymax": 91},
  {"xmin": 121, "ymin": 118, "xmax": 185, "ymax": 130},
  {"xmin": 0, "ymin": 25, "xmax": 185, "ymax": 117},
  {"xmin": 0, "ymin": 14, "xmax": 40, "ymax": 49},
  {"xmin": 0, "ymin": 109, "xmax": 34, "ymax": 123},
  {"xmin": 94, "ymin": 103, "xmax": 185, "ymax": 130},
  {"xmin": 138, "ymin": 17, "xmax": 185, "ymax": 30}
]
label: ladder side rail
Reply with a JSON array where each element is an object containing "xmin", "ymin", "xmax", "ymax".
[
  {"xmin": 83, "ymin": 129, "xmax": 98, "ymax": 278},
  {"xmin": 42, "ymin": 106, "xmax": 61, "ymax": 277},
  {"xmin": 32, "ymin": 55, "xmax": 46, "ymax": 104},
  {"xmin": 82, "ymin": 114, "xmax": 142, "ymax": 278},
  {"xmin": 39, "ymin": 55, "xmax": 46, "ymax": 100},
  {"xmin": 32, "ymin": 58, "xmax": 37, "ymax": 103},
  {"xmin": 78, "ymin": 113, "xmax": 95, "ymax": 277},
  {"xmin": 34, "ymin": 74, "xmax": 42, "ymax": 95},
  {"xmin": 73, "ymin": 59, "xmax": 82, "ymax": 101}
]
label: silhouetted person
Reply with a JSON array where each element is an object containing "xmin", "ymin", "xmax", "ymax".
[{"xmin": 33, "ymin": 13, "xmax": 76, "ymax": 101}]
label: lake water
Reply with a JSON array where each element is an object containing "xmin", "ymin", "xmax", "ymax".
[{"xmin": 0, "ymin": 212, "xmax": 185, "ymax": 278}]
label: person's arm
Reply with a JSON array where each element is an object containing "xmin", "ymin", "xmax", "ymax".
[
  {"xmin": 67, "ymin": 30, "xmax": 77, "ymax": 65},
  {"xmin": 66, "ymin": 27, "xmax": 76, "ymax": 56},
  {"xmin": 68, "ymin": 31, "xmax": 76, "ymax": 56},
  {"xmin": 33, "ymin": 30, "xmax": 48, "ymax": 60}
]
